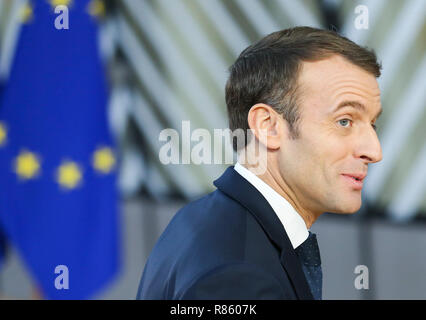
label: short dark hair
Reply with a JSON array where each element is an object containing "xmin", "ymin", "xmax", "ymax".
[{"xmin": 226, "ymin": 26, "xmax": 381, "ymax": 150}]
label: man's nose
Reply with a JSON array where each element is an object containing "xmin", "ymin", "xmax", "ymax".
[{"xmin": 356, "ymin": 126, "xmax": 383, "ymax": 163}]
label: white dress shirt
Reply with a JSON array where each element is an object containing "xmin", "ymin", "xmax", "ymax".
[{"xmin": 234, "ymin": 162, "xmax": 309, "ymax": 249}]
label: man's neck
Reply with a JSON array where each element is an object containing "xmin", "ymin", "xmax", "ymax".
[{"xmin": 241, "ymin": 162, "xmax": 321, "ymax": 229}]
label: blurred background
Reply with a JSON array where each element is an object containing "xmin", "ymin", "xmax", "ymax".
[{"xmin": 0, "ymin": 0, "xmax": 425, "ymax": 299}]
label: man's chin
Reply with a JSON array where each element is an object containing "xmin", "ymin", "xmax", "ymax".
[{"xmin": 328, "ymin": 200, "xmax": 362, "ymax": 214}]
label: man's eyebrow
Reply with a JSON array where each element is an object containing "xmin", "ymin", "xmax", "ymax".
[{"xmin": 334, "ymin": 100, "xmax": 383, "ymax": 119}]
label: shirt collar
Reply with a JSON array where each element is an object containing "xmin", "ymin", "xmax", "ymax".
[{"xmin": 234, "ymin": 162, "xmax": 309, "ymax": 249}]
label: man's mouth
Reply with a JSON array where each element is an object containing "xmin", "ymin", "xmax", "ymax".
[{"xmin": 341, "ymin": 173, "xmax": 366, "ymax": 190}]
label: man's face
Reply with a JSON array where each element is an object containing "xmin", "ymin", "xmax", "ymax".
[{"xmin": 278, "ymin": 55, "xmax": 382, "ymax": 215}]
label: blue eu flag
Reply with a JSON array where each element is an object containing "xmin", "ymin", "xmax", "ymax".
[{"xmin": 0, "ymin": 0, "xmax": 120, "ymax": 299}]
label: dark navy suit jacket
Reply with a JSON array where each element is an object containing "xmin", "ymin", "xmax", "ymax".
[{"xmin": 136, "ymin": 166, "xmax": 314, "ymax": 299}]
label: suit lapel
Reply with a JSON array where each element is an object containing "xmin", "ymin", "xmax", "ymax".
[{"xmin": 214, "ymin": 166, "xmax": 314, "ymax": 300}]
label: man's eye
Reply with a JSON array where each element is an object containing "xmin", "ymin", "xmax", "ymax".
[
  {"xmin": 372, "ymin": 123, "xmax": 377, "ymax": 131},
  {"xmin": 338, "ymin": 119, "xmax": 351, "ymax": 127}
]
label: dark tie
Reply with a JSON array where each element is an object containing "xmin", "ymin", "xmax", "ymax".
[{"xmin": 295, "ymin": 231, "xmax": 322, "ymax": 300}]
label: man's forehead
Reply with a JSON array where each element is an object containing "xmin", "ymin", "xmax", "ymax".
[
  {"xmin": 333, "ymin": 100, "xmax": 383, "ymax": 119},
  {"xmin": 295, "ymin": 56, "xmax": 382, "ymax": 119},
  {"xmin": 297, "ymin": 56, "xmax": 381, "ymax": 103},
  {"xmin": 298, "ymin": 55, "xmax": 379, "ymax": 87}
]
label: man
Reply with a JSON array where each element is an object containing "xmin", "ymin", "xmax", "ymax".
[{"xmin": 137, "ymin": 26, "xmax": 383, "ymax": 300}]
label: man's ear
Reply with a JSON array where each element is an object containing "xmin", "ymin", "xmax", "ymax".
[{"xmin": 247, "ymin": 103, "xmax": 285, "ymax": 150}]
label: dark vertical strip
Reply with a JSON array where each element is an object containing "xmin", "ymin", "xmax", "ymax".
[
  {"xmin": 356, "ymin": 202, "xmax": 376, "ymax": 300},
  {"xmin": 317, "ymin": 0, "xmax": 341, "ymax": 31}
]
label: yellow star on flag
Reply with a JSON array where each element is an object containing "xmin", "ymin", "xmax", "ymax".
[
  {"xmin": 93, "ymin": 147, "xmax": 115, "ymax": 174},
  {"xmin": 20, "ymin": 2, "xmax": 34, "ymax": 24},
  {"xmin": 56, "ymin": 161, "xmax": 82, "ymax": 190},
  {"xmin": 0, "ymin": 122, "xmax": 7, "ymax": 146},
  {"xmin": 14, "ymin": 150, "xmax": 41, "ymax": 180},
  {"xmin": 87, "ymin": 0, "xmax": 106, "ymax": 19},
  {"xmin": 49, "ymin": 0, "xmax": 72, "ymax": 7}
]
